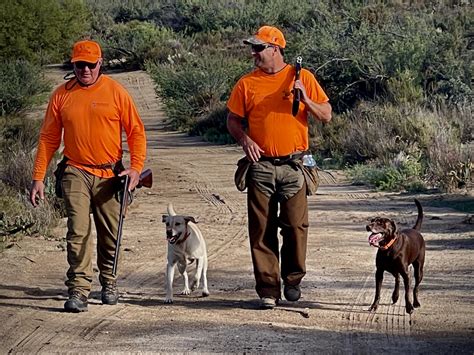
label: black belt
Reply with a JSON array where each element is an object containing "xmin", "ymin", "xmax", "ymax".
[{"xmin": 259, "ymin": 152, "xmax": 304, "ymax": 165}]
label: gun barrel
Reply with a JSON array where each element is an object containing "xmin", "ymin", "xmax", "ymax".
[{"xmin": 112, "ymin": 174, "xmax": 130, "ymax": 277}]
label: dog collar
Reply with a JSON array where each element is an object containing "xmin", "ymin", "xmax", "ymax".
[
  {"xmin": 176, "ymin": 230, "xmax": 191, "ymax": 244},
  {"xmin": 380, "ymin": 236, "xmax": 398, "ymax": 250}
]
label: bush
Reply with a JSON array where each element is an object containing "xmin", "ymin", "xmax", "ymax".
[
  {"xmin": 0, "ymin": 60, "xmax": 51, "ymax": 116},
  {"xmin": 0, "ymin": 0, "xmax": 90, "ymax": 64},
  {"xmin": 0, "ymin": 116, "xmax": 62, "ymax": 240},
  {"xmin": 147, "ymin": 50, "xmax": 249, "ymax": 131},
  {"xmin": 104, "ymin": 21, "xmax": 190, "ymax": 69}
]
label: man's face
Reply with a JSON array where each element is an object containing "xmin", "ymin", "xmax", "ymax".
[
  {"xmin": 73, "ymin": 59, "xmax": 102, "ymax": 86},
  {"xmin": 250, "ymin": 44, "xmax": 275, "ymax": 68}
]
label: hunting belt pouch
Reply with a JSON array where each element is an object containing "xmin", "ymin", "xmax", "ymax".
[
  {"xmin": 53, "ymin": 157, "xmax": 69, "ymax": 198},
  {"xmin": 294, "ymin": 159, "xmax": 320, "ymax": 196},
  {"xmin": 234, "ymin": 156, "xmax": 252, "ymax": 191}
]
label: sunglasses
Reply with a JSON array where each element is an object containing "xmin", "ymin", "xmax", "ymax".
[
  {"xmin": 251, "ymin": 44, "xmax": 272, "ymax": 53},
  {"xmin": 74, "ymin": 61, "xmax": 99, "ymax": 70}
]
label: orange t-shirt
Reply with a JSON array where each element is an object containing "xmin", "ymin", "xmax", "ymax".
[
  {"xmin": 227, "ymin": 65, "xmax": 329, "ymax": 157},
  {"xmin": 32, "ymin": 75, "xmax": 146, "ymax": 180}
]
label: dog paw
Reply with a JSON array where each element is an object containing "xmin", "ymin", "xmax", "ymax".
[
  {"xmin": 181, "ymin": 288, "xmax": 191, "ymax": 295},
  {"xmin": 413, "ymin": 300, "xmax": 421, "ymax": 308},
  {"xmin": 405, "ymin": 304, "xmax": 414, "ymax": 314},
  {"xmin": 164, "ymin": 299, "xmax": 173, "ymax": 304},
  {"xmin": 368, "ymin": 304, "xmax": 378, "ymax": 312},
  {"xmin": 202, "ymin": 290, "xmax": 210, "ymax": 297}
]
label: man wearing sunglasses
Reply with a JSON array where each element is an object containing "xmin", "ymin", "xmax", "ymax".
[
  {"xmin": 227, "ymin": 26, "xmax": 332, "ymax": 309},
  {"xmin": 29, "ymin": 40, "xmax": 147, "ymax": 312}
]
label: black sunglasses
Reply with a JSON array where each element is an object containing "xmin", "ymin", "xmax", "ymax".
[
  {"xmin": 74, "ymin": 61, "xmax": 99, "ymax": 70},
  {"xmin": 251, "ymin": 44, "xmax": 272, "ymax": 53}
]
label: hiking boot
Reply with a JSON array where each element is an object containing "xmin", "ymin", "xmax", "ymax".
[
  {"xmin": 260, "ymin": 297, "xmax": 278, "ymax": 310},
  {"xmin": 284, "ymin": 284, "xmax": 301, "ymax": 302},
  {"xmin": 64, "ymin": 291, "xmax": 88, "ymax": 313},
  {"xmin": 101, "ymin": 282, "xmax": 119, "ymax": 305}
]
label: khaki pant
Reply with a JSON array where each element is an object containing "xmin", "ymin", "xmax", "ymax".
[
  {"xmin": 247, "ymin": 161, "xmax": 308, "ymax": 300},
  {"xmin": 61, "ymin": 166, "xmax": 121, "ymax": 297}
]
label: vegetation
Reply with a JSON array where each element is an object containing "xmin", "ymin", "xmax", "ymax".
[{"xmin": 0, "ymin": 0, "xmax": 472, "ymax": 244}]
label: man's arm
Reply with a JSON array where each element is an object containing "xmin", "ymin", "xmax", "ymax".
[
  {"xmin": 226, "ymin": 112, "xmax": 264, "ymax": 162},
  {"xmin": 294, "ymin": 80, "xmax": 332, "ymax": 123},
  {"xmin": 120, "ymin": 88, "xmax": 147, "ymax": 190}
]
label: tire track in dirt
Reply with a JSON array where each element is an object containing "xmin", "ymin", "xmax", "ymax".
[{"xmin": 6, "ymin": 306, "xmax": 126, "ymax": 353}]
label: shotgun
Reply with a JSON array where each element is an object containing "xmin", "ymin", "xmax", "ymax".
[
  {"xmin": 112, "ymin": 168, "xmax": 153, "ymax": 277},
  {"xmin": 292, "ymin": 56, "xmax": 303, "ymax": 116}
]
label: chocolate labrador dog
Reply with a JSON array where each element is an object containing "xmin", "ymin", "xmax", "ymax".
[{"xmin": 366, "ymin": 199, "xmax": 425, "ymax": 314}]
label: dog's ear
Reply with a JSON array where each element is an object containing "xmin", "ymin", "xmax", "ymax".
[
  {"xmin": 389, "ymin": 220, "xmax": 397, "ymax": 234},
  {"xmin": 184, "ymin": 216, "xmax": 197, "ymax": 224},
  {"xmin": 162, "ymin": 215, "xmax": 168, "ymax": 223}
]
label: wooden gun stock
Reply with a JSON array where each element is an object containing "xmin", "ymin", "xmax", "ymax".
[
  {"xmin": 292, "ymin": 56, "xmax": 303, "ymax": 117},
  {"xmin": 137, "ymin": 169, "xmax": 153, "ymax": 188}
]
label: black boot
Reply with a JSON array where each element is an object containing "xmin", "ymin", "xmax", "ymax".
[
  {"xmin": 101, "ymin": 282, "xmax": 119, "ymax": 305},
  {"xmin": 283, "ymin": 284, "xmax": 301, "ymax": 302},
  {"xmin": 64, "ymin": 291, "xmax": 88, "ymax": 312}
]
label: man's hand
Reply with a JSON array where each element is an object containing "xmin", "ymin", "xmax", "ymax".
[
  {"xmin": 294, "ymin": 80, "xmax": 309, "ymax": 104},
  {"xmin": 29, "ymin": 180, "xmax": 45, "ymax": 207},
  {"xmin": 227, "ymin": 112, "xmax": 264, "ymax": 162},
  {"xmin": 119, "ymin": 168, "xmax": 140, "ymax": 191},
  {"xmin": 239, "ymin": 135, "xmax": 264, "ymax": 162},
  {"xmin": 294, "ymin": 79, "xmax": 332, "ymax": 123}
]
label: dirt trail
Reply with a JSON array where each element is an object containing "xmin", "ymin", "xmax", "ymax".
[{"xmin": 1, "ymin": 70, "xmax": 473, "ymax": 354}]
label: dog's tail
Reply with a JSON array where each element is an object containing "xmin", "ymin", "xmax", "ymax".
[
  {"xmin": 167, "ymin": 203, "xmax": 177, "ymax": 216},
  {"xmin": 413, "ymin": 199, "xmax": 423, "ymax": 231}
]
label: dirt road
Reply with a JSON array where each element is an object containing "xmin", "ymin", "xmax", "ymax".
[{"xmin": 1, "ymin": 70, "xmax": 473, "ymax": 353}]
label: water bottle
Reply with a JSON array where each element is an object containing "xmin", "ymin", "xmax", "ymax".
[{"xmin": 302, "ymin": 154, "xmax": 316, "ymax": 167}]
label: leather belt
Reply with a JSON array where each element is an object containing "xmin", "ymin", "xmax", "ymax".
[{"xmin": 259, "ymin": 152, "xmax": 304, "ymax": 165}]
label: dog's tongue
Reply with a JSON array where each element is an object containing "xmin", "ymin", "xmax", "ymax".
[{"xmin": 368, "ymin": 232, "xmax": 382, "ymax": 246}]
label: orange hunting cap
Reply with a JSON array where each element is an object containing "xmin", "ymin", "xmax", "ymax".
[
  {"xmin": 71, "ymin": 40, "xmax": 102, "ymax": 63},
  {"xmin": 243, "ymin": 25, "xmax": 286, "ymax": 48}
]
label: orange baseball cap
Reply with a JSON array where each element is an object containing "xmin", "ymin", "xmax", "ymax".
[
  {"xmin": 71, "ymin": 40, "xmax": 102, "ymax": 63},
  {"xmin": 243, "ymin": 25, "xmax": 286, "ymax": 48}
]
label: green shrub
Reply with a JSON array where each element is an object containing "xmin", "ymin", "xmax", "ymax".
[
  {"xmin": 104, "ymin": 21, "xmax": 191, "ymax": 69},
  {"xmin": 0, "ymin": 181, "xmax": 61, "ymax": 240},
  {"xmin": 191, "ymin": 106, "xmax": 234, "ymax": 144},
  {"xmin": 0, "ymin": 0, "xmax": 90, "ymax": 64},
  {"xmin": 0, "ymin": 115, "xmax": 61, "ymax": 240},
  {"xmin": 147, "ymin": 50, "xmax": 249, "ymax": 131},
  {"xmin": 0, "ymin": 60, "xmax": 51, "ymax": 116},
  {"xmin": 347, "ymin": 153, "xmax": 426, "ymax": 192}
]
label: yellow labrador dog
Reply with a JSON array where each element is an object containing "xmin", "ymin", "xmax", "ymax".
[{"xmin": 162, "ymin": 203, "xmax": 209, "ymax": 303}]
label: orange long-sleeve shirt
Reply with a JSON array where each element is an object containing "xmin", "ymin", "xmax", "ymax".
[{"xmin": 33, "ymin": 75, "xmax": 146, "ymax": 180}]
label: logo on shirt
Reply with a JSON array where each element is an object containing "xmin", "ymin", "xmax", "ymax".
[
  {"xmin": 92, "ymin": 102, "xmax": 109, "ymax": 108},
  {"xmin": 282, "ymin": 89, "xmax": 291, "ymax": 100}
]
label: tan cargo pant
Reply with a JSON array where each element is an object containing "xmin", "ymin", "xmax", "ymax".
[
  {"xmin": 61, "ymin": 166, "xmax": 121, "ymax": 297},
  {"xmin": 247, "ymin": 160, "xmax": 308, "ymax": 300}
]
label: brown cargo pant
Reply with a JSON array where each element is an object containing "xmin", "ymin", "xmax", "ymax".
[
  {"xmin": 61, "ymin": 166, "xmax": 121, "ymax": 297},
  {"xmin": 247, "ymin": 160, "xmax": 308, "ymax": 300}
]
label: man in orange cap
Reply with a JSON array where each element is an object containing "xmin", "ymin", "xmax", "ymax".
[
  {"xmin": 227, "ymin": 25, "xmax": 332, "ymax": 309},
  {"xmin": 29, "ymin": 40, "xmax": 147, "ymax": 312}
]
